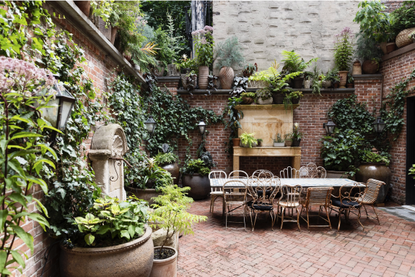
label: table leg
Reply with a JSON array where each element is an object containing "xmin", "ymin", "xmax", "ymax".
[{"xmin": 292, "ymin": 156, "xmax": 301, "ymax": 170}]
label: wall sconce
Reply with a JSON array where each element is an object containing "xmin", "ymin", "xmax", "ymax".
[
  {"xmin": 323, "ymin": 119, "xmax": 336, "ymax": 135},
  {"xmin": 198, "ymin": 120, "xmax": 206, "ymax": 137},
  {"xmin": 144, "ymin": 116, "xmax": 157, "ymax": 137},
  {"xmin": 373, "ymin": 116, "xmax": 386, "ymax": 133}
]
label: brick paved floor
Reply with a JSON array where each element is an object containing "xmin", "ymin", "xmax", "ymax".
[{"xmin": 177, "ymin": 199, "xmax": 415, "ymax": 277}]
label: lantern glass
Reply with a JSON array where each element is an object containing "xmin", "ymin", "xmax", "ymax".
[
  {"xmin": 323, "ymin": 119, "xmax": 336, "ymax": 135},
  {"xmin": 373, "ymin": 117, "xmax": 386, "ymax": 133},
  {"xmin": 198, "ymin": 121, "xmax": 206, "ymax": 135},
  {"xmin": 144, "ymin": 116, "xmax": 156, "ymax": 135}
]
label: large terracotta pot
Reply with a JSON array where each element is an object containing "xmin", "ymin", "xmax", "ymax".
[
  {"xmin": 198, "ymin": 65, "xmax": 209, "ymax": 89},
  {"xmin": 326, "ymin": 170, "xmax": 353, "ymax": 179},
  {"xmin": 219, "ymin": 67, "xmax": 234, "ymax": 89},
  {"xmin": 182, "ymin": 174, "xmax": 210, "ymax": 200},
  {"xmin": 161, "ymin": 162, "xmax": 180, "ymax": 185},
  {"xmin": 356, "ymin": 163, "xmax": 391, "ymax": 203},
  {"xmin": 125, "ymin": 186, "xmax": 161, "ymax": 205},
  {"xmin": 338, "ymin": 71, "xmax": 348, "ymax": 88},
  {"xmin": 60, "ymin": 226, "xmax": 154, "ymax": 277},
  {"xmin": 362, "ymin": 60, "xmax": 379, "ymax": 74},
  {"xmin": 74, "ymin": 1, "xmax": 91, "ymax": 16},
  {"xmin": 150, "ymin": 246, "xmax": 178, "ymax": 277}
]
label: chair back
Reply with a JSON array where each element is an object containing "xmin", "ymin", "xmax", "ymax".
[
  {"xmin": 248, "ymin": 176, "xmax": 280, "ymax": 205},
  {"xmin": 209, "ymin": 170, "xmax": 227, "ymax": 193},
  {"xmin": 223, "ymin": 180, "xmax": 247, "ymax": 204},
  {"xmin": 279, "ymin": 184, "xmax": 302, "ymax": 205},
  {"xmin": 298, "ymin": 164, "xmax": 326, "ymax": 178},
  {"xmin": 304, "ymin": 187, "xmax": 333, "ymax": 206},
  {"xmin": 333, "ymin": 183, "xmax": 363, "ymax": 205},
  {"xmin": 360, "ymin": 178, "xmax": 384, "ymax": 204},
  {"xmin": 229, "ymin": 170, "xmax": 249, "ymax": 179},
  {"xmin": 280, "ymin": 166, "xmax": 299, "ymax": 178},
  {"xmin": 252, "ymin": 169, "xmax": 274, "ymax": 179}
]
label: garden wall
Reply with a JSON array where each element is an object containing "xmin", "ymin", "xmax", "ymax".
[{"xmin": 212, "ymin": 0, "xmax": 360, "ymax": 74}]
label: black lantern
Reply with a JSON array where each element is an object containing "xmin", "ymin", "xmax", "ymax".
[
  {"xmin": 373, "ymin": 116, "xmax": 386, "ymax": 133},
  {"xmin": 198, "ymin": 120, "xmax": 206, "ymax": 136},
  {"xmin": 144, "ymin": 116, "xmax": 156, "ymax": 136},
  {"xmin": 323, "ymin": 119, "xmax": 336, "ymax": 135},
  {"xmin": 40, "ymin": 82, "xmax": 76, "ymax": 130}
]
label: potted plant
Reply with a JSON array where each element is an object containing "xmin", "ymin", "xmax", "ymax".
[
  {"xmin": 240, "ymin": 132, "xmax": 257, "ymax": 148},
  {"xmin": 284, "ymin": 90, "xmax": 303, "ymax": 109},
  {"xmin": 231, "ymin": 76, "xmax": 248, "ymax": 98},
  {"xmin": 257, "ymin": 138, "xmax": 263, "ymax": 147},
  {"xmin": 180, "ymin": 158, "xmax": 212, "ymax": 200},
  {"xmin": 224, "ymin": 97, "xmax": 244, "ymax": 149},
  {"xmin": 292, "ymin": 123, "xmax": 303, "ymax": 146},
  {"xmin": 390, "ymin": 1, "xmax": 415, "ymax": 48},
  {"xmin": 256, "ymin": 87, "xmax": 273, "ymax": 105},
  {"xmin": 214, "ymin": 36, "xmax": 245, "ymax": 89},
  {"xmin": 193, "ymin": 26, "xmax": 214, "ymax": 89},
  {"xmin": 125, "ymin": 157, "xmax": 174, "ymax": 205},
  {"xmin": 355, "ymin": 149, "xmax": 391, "ymax": 203},
  {"xmin": 333, "ymin": 27, "xmax": 354, "ymax": 88},
  {"xmin": 355, "ymin": 34, "xmax": 383, "ymax": 74},
  {"xmin": 154, "ymin": 152, "xmax": 180, "ymax": 184},
  {"xmin": 60, "ymin": 196, "xmax": 154, "ymax": 277},
  {"xmin": 281, "ymin": 50, "xmax": 318, "ymax": 88},
  {"xmin": 273, "ymin": 133, "xmax": 285, "ymax": 147},
  {"xmin": 304, "ymin": 72, "xmax": 312, "ymax": 89},
  {"xmin": 240, "ymin": 92, "xmax": 256, "ymax": 104},
  {"xmin": 243, "ymin": 63, "xmax": 258, "ymax": 77},
  {"xmin": 248, "ymin": 68, "xmax": 273, "ymax": 88},
  {"xmin": 284, "ymin": 133, "xmax": 293, "ymax": 147},
  {"xmin": 347, "ymin": 73, "xmax": 354, "ymax": 88},
  {"xmin": 268, "ymin": 69, "xmax": 302, "ymax": 104},
  {"xmin": 149, "ymin": 185, "xmax": 207, "ymax": 277}
]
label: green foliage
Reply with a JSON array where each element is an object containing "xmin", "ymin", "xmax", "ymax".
[
  {"xmin": 325, "ymin": 68, "xmax": 340, "ymax": 82},
  {"xmin": 292, "ymin": 123, "xmax": 303, "ymax": 140},
  {"xmin": 334, "ymin": 27, "xmax": 354, "ymax": 71},
  {"xmin": 91, "ymin": 0, "xmax": 114, "ymax": 25},
  {"xmin": 409, "ymin": 164, "xmax": 415, "ymax": 178},
  {"xmin": 274, "ymin": 133, "xmax": 284, "ymax": 143},
  {"xmin": 390, "ymin": 1, "xmax": 415, "ymax": 36},
  {"xmin": 193, "ymin": 26, "xmax": 214, "ymax": 67},
  {"xmin": 223, "ymin": 97, "xmax": 244, "ymax": 155},
  {"xmin": 283, "ymin": 90, "xmax": 303, "ymax": 109},
  {"xmin": 130, "ymin": 157, "xmax": 173, "ymax": 190},
  {"xmin": 240, "ymin": 132, "xmax": 257, "ymax": 148},
  {"xmin": 74, "ymin": 196, "xmax": 148, "ymax": 247},
  {"xmin": 355, "ymin": 34, "xmax": 383, "ymax": 62},
  {"xmin": 320, "ymin": 129, "xmax": 365, "ymax": 174},
  {"xmin": 154, "ymin": 152, "xmax": 179, "ymax": 166},
  {"xmin": 256, "ymin": 87, "xmax": 273, "ymax": 100},
  {"xmin": 360, "ymin": 150, "xmax": 390, "ymax": 166},
  {"xmin": 269, "ymin": 71, "xmax": 302, "ymax": 93},
  {"xmin": 180, "ymin": 159, "xmax": 211, "ymax": 176},
  {"xmin": 281, "ymin": 50, "xmax": 318, "ymax": 73},
  {"xmin": 241, "ymin": 92, "xmax": 256, "ymax": 98},
  {"xmin": 149, "ymin": 185, "xmax": 207, "ymax": 250},
  {"xmin": 354, "ymin": 0, "xmax": 394, "ymax": 43},
  {"xmin": 214, "ymin": 36, "xmax": 245, "ymax": 69},
  {"xmin": 175, "ymin": 55, "xmax": 197, "ymax": 72}
]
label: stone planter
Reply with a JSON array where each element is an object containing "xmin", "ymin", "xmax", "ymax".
[
  {"xmin": 355, "ymin": 163, "xmax": 391, "ymax": 203},
  {"xmin": 304, "ymin": 79, "xmax": 311, "ymax": 89},
  {"xmin": 273, "ymin": 142, "xmax": 285, "ymax": 147},
  {"xmin": 257, "ymin": 97, "xmax": 273, "ymax": 105},
  {"xmin": 241, "ymin": 96, "xmax": 254, "ymax": 104},
  {"xmin": 362, "ymin": 60, "xmax": 379, "ymax": 74},
  {"xmin": 167, "ymin": 64, "xmax": 179, "ymax": 77},
  {"xmin": 198, "ymin": 65, "xmax": 209, "ymax": 89},
  {"xmin": 322, "ymin": 80, "xmax": 332, "ymax": 89},
  {"xmin": 285, "ymin": 140, "xmax": 292, "ymax": 147},
  {"xmin": 182, "ymin": 174, "xmax": 210, "ymax": 200},
  {"xmin": 125, "ymin": 186, "xmax": 162, "ymax": 205},
  {"xmin": 338, "ymin": 71, "xmax": 348, "ymax": 88},
  {"xmin": 150, "ymin": 246, "xmax": 178, "ymax": 277},
  {"xmin": 161, "ymin": 162, "xmax": 180, "ymax": 185},
  {"xmin": 60, "ymin": 226, "xmax": 154, "ymax": 277}
]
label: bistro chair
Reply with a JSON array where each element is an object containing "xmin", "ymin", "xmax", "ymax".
[
  {"xmin": 280, "ymin": 166, "xmax": 299, "ymax": 178},
  {"xmin": 208, "ymin": 170, "xmax": 227, "ymax": 214},
  {"xmin": 330, "ymin": 183, "xmax": 364, "ymax": 230},
  {"xmin": 252, "ymin": 169, "xmax": 274, "ymax": 179},
  {"xmin": 357, "ymin": 178, "xmax": 384, "ymax": 224},
  {"xmin": 229, "ymin": 170, "xmax": 249, "ymax": 179},
  {"xmin": 299, "ymin": 163, "xmax": 326, "ymax": 178},
  {"xmin": 276, "ymin": 184, "xmax": 303, "ymax": 230},
  {"xmin": 300, "ymin": 187, "xmax": 333, "ymax": 229},
  {"xmin": 223, "ymin": 180, "xmax": 248, "ymax": 230},
  {"xmin": 246, "ymin": 174, "xmax": 280, "ymax": 231}
]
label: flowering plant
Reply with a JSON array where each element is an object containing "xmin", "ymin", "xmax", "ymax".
[
  {"xmin": 174, "ymin": 54, "xmax": 197, "ymax": 72},
  {"xmin": 192, "ymin": 26, "xmax": 214, "ymax": 67},
  {"xmin": 334, "ymin": 27, "xmax": 354, "ymax": 71}
]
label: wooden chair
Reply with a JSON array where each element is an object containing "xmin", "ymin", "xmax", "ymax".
[
  {"xmin": 276, "ymin": 184, "xmax": 303, "ymax": 230},
  {"xmin": 208, "ymin": 170, "xmax": 227, "ymax": 214},
  {"xmin": 330, "ymin": 183, "xmax": 364, "ymax": 230},
  {"xmin": 223, "ymin": 180, "xmax": 248, "ymax": 230},
  {"xmin": 280, "ymin": 166, "xmax": 299, "ymax": 178},
  {"xmin": 298, "ymin": 164, "xmax": 326, "ymax": 178},
  {"xmin": 229, "ymin": 170, "xmax": 249, "ymax": 179},
  {"xmin": 246, "ymin": 175, "xmax": 280, "ymax": 231},
  {"xmin": 300, "ymin": 187, "xmax": 333, "ymax": 229},
  {"xmin": 252, "ymin": 169, "xmax": 274, "ymax": 179},
  {"xmin": 357, "ymin": 178, "xmax": 384, "ymax": 224}
]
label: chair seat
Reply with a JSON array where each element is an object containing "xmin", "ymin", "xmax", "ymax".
[
  {"xmin": 247, "ymin": 201, "xmax": 273, "ymax": 211},
  {"xmin": 331, "ymin": 198, "xmax": 361, "ymax": 208},
  {"xmin": 278, "ymin": 200, "xmax": 301, "ymax": 208},
  {"xmin": 210, "ymin": 191, "xmax": 224, "ymax": 195}
]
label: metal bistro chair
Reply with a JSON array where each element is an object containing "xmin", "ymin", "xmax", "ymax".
[
  {"xmin": 246, "ymin": 174, "xmax": 280, "ymax": 231},
  {"xmin": 300, "ymin": 187, "xmax": 333, "ymax": 229},
  {"xmin": 280, "ymin": 166, "xmax": 299, "ymax": 178},
  {"xmin": 277, "ymin": 184, "xmax": 303, "ymax": 230},
  {"xmin": 223, "ymin": 180, "xmax": 248, "ymax": 230},
  {"xmin": 208, "ymin": 170, "xmax": 227, "ymax": 214},
  {"xmin": 299, "ymin": 163, "xmax": 326, "ymax": 178},
  {"xmin": 229, "ymin": 170, "xmax": 249, "ymax": 179},
  {"xmin": 252, "ymin": 169, "xmax": 274, "ymax": 179},
  {"xmin": 357, "ymin": 178, "xmax": 385, "ymax": 224}
]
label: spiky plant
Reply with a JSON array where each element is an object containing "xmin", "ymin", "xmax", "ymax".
[{"xmin": 214, "ymin": 36, "xmax": 245, "ymax": 69}]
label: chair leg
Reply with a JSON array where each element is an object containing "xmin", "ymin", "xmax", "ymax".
[
  {"xmin": 337, "ymin": 208, "xmax": 342, "ymax": 231},
  {"xmin": 371, "ymin": 204, "xmax": 380, "ymax": 224},
  {"xmin": 280, "ymin": 207, "xmax": 285, "ymax": 230},
  {"xmin": 306, "ymin": 207, "xmax": 310, "ymax": 229},
  {"xmin": 357, "ymin": 208, "xmax": 364, "ymax": 230},
  {"xmin": 363, "ymin": 204, "xmax": 369, "ymax": 218},
  {"xmin": 296, "ymin": 207, "xmax": 301, "ymax": 231},
  {"xmin": 325, "ymin": 206, "xmax": 332, "ymax": 230}
]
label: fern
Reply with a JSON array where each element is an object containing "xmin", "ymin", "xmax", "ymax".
[{"xmin": 214, "ymin": 36, "xmax": 245, "ymax": 69}]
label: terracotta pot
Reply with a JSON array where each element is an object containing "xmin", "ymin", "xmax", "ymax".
[
  {"xmin": 356, "ymin": 163, "xmax": 391, "ymax": 203},
  {"xmin": 161, "ymin": 162, "xmax": 180, "ymax": 185},
  {"xmin": 386, "ymin": 42, "xmax": 396, "ymax": 54},
  {"xmin": 352, "ymin": 61, "xmax": 362, "ymax": 75},
  {"xmin": 362, "ymin": 60, "xmax": 379, "ymax": 74},
  {"xmin": 333, "ymin": 82, "xmax": 340, "ymax": 88},
  {"xmin": 272, "ymin": 92, "xmax": 284, "ymax": 104},
  {"xmin": 326, "ymin": 170, "xmax": 354, "ymax": 179},
  {"xmin": 285, "ymin": 140, "xmax": 293, "ymax": 147},
  {"xmin": 232, "ymin": 138, "xmax": 241, "ymax": 146},
  {"xmin": 339, "ymin": 71, "xmax": 348, "ymax": 88},
  {"xmin": 292, "ymin": 139, "xmax": 301, "ymax": 147},
  {"xmin": 125, "ymin": 186, "xmax": 162, "ymax": 206},
  {"xmin": 198, "ymin": 65, "xmax": 209, "ymax": 89},
  {"xmin": 380, "ymin": 42, "xmax": 388, "ymax": 55},
  {"xmin": 257, "ymin": 97, "xmax": 273, "ymax": 105},
  {"xmin": 150, "ymin": 246, "xmax": 178, "ymax": 277},
  {"xmin": 241, "ymin": 96, "xmax": 254, "ymax": 104},
  {"xmin": 292, "ymin": 76, "xmax": 304, "ymax": 88},
  {"xmin": 74, "ymin": 1, "xmax": 91, "ymax": 16},
  {"xmin": 60, "ymin": 226, "xmax": 154, "ymax": 277},
  {"xmin": 182, "ymin": 174, "xmax": 210, "ymax": 200},
  {"xmin": 110, "ymin": 27, "xmax": 118, "ymax": 44},
  {"xmin": 219, "ymin": 67, "xmax": 234, "ymax": 89}
]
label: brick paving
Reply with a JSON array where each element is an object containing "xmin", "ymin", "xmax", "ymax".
[{"xmin": 177, "ymin": 199, "xmax": 415, "ymax": 277}]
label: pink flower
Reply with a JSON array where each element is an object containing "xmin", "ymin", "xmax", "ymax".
[{"xmin": 201, "ymin": 37, "xmax": 207, "ymax": 45}]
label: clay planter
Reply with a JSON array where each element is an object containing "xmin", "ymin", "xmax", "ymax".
[
  {"xmin": 219, "ymin": 67, "xmax": 234, "ymax": 89},
  {"xmin": 352, "ymin": 61, "xmax": 362, "ymax": 75},
  {"xmin": 232, "ymin": 138, "xmax": 241, "ymax": 146},
  {"xmin": 285, "ymin": 140, "xmax": 292, "ymax": 147},
  {"xmin": 272, "ymin": 92, "xmax": 284, "ymax": 104},
  {"xmin": 125, "ymin": 186, "xmax": 162, "ymax": 206},
  {"xmin": 110, "ymin": 27, "xmax": 118, "ymax": 44},
  {"xmin": 356, "ymin": 163, "xmax": 391, "ymax": 203},
  {"xmin": 322, "ymin": 80, "xmax": 332, "ymax": 89},
  {"xmin": 198, "ymin": 65, "xmax": 209, "ymax": 89},
  {"xmin": 161, "ymin": 162, "xmax": 180, "ymax": 185},
  {"xmin": 338, "ymin": 71, "xmax": 348, "ymax": 88},
  {"xmin": 386, "ymin": 42, "xmax": 396, "ymax": 54},
  {"xmin": 241, "ymin": 96, "xmax": 254, "ymax": 104},
  {"xmin": 182, "ymin": 174, "xmax": 210, "ymax": 200},
  {"xmin": 150, "ymin": 246, "xmax": 178, "ymax": 277},
  {"xmin": 74, "ymin": 1, "xmax": 91, "ymax": 16},
  {"xmin": 60, "ymin": 226, "xmax": 154, "ymax": 277},
  {"xmin": 362, "ymin": 60, "xmax": 379, "ymax": 74}
]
